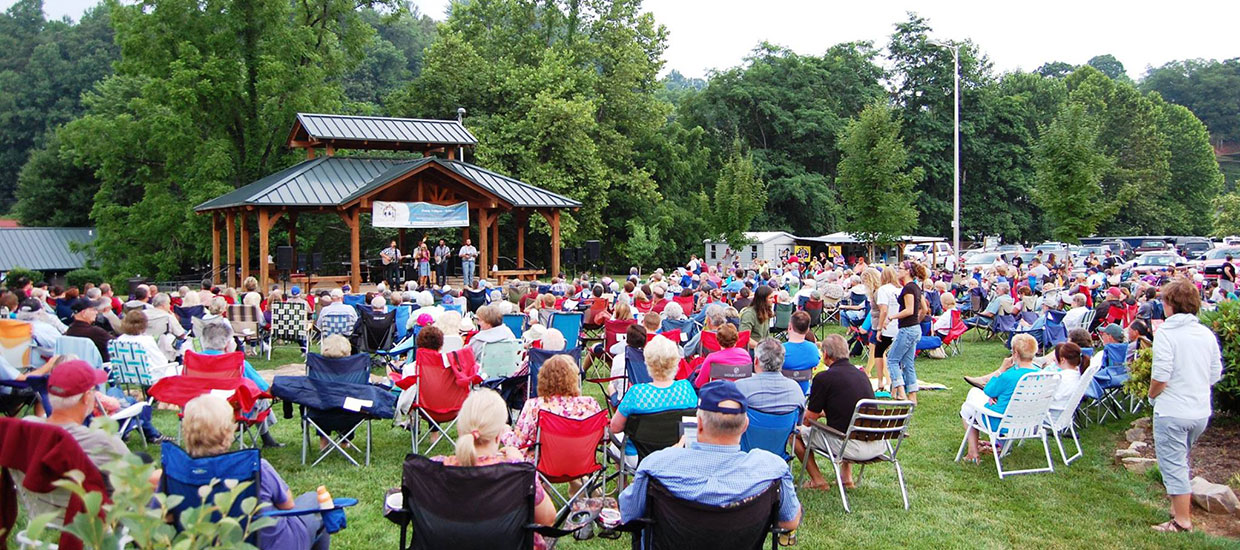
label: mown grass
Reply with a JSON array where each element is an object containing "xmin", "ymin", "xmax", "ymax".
[{"xmin": 9, "ymin": 330, "xmax": 1236, "ymax": 549}]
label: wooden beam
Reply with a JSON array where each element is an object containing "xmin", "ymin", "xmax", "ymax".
[
  {"xmin": 306, "ymin": 148, "xmax": 316, "ymax": 160},
  {"xmin": 325, "ymin": 145, "xmax": 335, "ymax": 157},
  {"xmin": 548, "ymin": 210, "xmax": 562, "ymax": 278},
  {"xmin": 348, "ymin": 208, "xmax": 361, "ymax": 290},
  {"xmin": 287, "ymin": 211, "xmax": 298, "ymax": 271},
  {"xmin": 239, "ymin": 211, "xmax": 250, "ymax": 283},
  {"xmin": 258, "ymin": 209, "xmax": 270, "ymax": 288},
  {"xmin": 212, "ymin": 213, "xmax": 221, "ymax": 285},
  {"xmin": 516, "ymin": 211, "xmax": 528, "ymax": 268},
  {"xmin": 477, "ymin": 207, "xmax": 489, "ymax": 280},
  {"xmin": 490, "ymin": 213, "xmax": 499, "ymax": 269},
  {"xmin": 225, "ymin": 211, "xmax": 236, "ymax": 288}
]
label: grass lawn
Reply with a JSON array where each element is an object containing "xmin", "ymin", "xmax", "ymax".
[{"xmin": 9, "ymin": 329, "xmax": 1236, "ymax": 549}]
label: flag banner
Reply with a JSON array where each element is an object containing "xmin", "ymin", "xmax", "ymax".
[{"xmin": 372, "ymin": 201, "xmax": 469, "ymax": 228}]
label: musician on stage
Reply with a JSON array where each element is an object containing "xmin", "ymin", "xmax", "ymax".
[
  {"xmin": 459, "ymin": 238, "xmax": 478, "ymax": 288},
  {"xmin": 380, "ymin": 239, "xmax": 402, "ymax": 287},
  {"xmin": 416, "ymin": 240, "xmax": 432, "ymax": 289},
  {"xmin": 434, "ymin": 239, "xmax": 451, "ymax": 287}
]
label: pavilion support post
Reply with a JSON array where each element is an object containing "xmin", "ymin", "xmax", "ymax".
[
  {"xmin": 540, "ymin": 210, "xmax": 561, "ymax": 278},
  {"xmin": 398, "ymin": 228, "xmax": 406, "ymax": 253},
  {"xmin": 239, "ymin": 211, "xmax": 251, "ymax": 284},
  {"xmin": 490, "ymin": 216, "xmax": 499, "ymax": 270},
  {"xmin": 477, "ymin": 207, "xmax": 490, "ymax": 281},
  {"xmin": 258, "ymin": 209, "xmax": 270, "ymax": 287},
  {"xmin": 211, "ymin": 213, "xmax": 221, "ymax": 285},
  {"xmin": 287, "ymin": 212, "xmax": 298, "ymax": 269},
  {"xmin": 516, "ymin": 211, "xmax": 528, "ymax": 268},
  {"xmin": 225, "ymin": 212, "xmax": 237, "ymax": 288},
  {"xmin": 348, "ymin": 208, "xmax": 361, "ymax": 290}
]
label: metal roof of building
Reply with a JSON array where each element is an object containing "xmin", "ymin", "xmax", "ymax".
[
  {"xmin": 0, "ymin": 227, "xmax": 96, "ymax": 272},
  {"xmin": 194, "ymin": 156, "xmax": 581, "ymax": 211},
  {"xmin": 293, "ymin": 113, "xmax": 478, "ymax": 146}
]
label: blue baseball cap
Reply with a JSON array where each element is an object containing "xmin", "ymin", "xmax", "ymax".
[
  {"xmin": 697, "ymin": 381, "xmax": 748, "ymax": 414},
  {"xmin": 290, "ymin": 285, "xmax": 302, "ymax": 296}
]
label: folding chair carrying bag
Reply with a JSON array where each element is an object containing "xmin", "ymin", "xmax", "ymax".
[{"xmin": 400, "ymin": 454, "xmax": 538, "ymax": 550}]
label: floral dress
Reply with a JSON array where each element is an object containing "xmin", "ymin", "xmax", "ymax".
[{"xmin": 502, "ymin": 395, "xmax": 603, "ymax": 457}]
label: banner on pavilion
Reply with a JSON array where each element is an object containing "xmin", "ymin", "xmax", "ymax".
[{"xmin": 372, "ymin": 201, "xmax": 469, "ymax": 228}]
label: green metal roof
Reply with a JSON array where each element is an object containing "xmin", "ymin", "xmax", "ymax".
[
  {"xmin": 193, "ymin": 156, "xmax": 581, "ymax": 212},
  {"xmin": 294, "ymin": 113, "xmax": 477, "ymax": 146},
  {"xmin": 0, "ymin": 227, "xmax": 96, "ymax": 272}
]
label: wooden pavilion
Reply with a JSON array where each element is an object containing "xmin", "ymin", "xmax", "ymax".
[{"xmin": 194, "ymin": 113, "xmax": 581, "ymax": 289}]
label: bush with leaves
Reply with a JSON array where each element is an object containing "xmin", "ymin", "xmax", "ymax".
[
  {"xmin": 1122, "ymin": 346, "xmax": 1153, "ymax": 407},
  {"xmin": 65, "ymin": 268, "xmax": 106, "ymax": 289},
  {"xmin": 1198, "ymin": 301, "xmax": 1240, "ymax": 414},
  {"xmin": 22, "ymin": 424, "xmax": 274, "ymax": 550},
  {"xmin": 3, "ymin": 266, "xmax": 44, "ymax": 287}
]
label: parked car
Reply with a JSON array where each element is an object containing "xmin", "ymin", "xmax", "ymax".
[
  {"xmin": 1127, "ymin": 252, "xmax": 1186, "ymax": 275},
  {"xmin": 1032, "ymin": 242, "xmax": 1070, "ymax": 264},
  {"xmin": 1100, "ymin": 239, "xmax": 1133, "ymax": 261},
  {"xmin": 904, "ymin": 242, "xmax": 955, "ymax": 267},
  {"xmin": 1133, "ymin": 239, "xmax": 1172, "ymax": 255},
  {"xmin": 1012, "ymin": 251, "xmax": 1037, "ymax": 266},
  {"xmin": 1200, "ymin": 247, "xmax": 1240, "ymax": 279},
  {"xmin": 964, "ymin": 252, "xmax": 1004, "ymax": 270},
  {"xmin": 1175, "ymin": 236, "xmax": 1213, "ymax": 259}
]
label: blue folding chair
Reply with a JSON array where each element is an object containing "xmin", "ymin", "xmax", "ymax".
[
  {"xmin": 160, "ymin": 442, "xmax": 356, "ymax": 541},
  {"xmin": 740, "ymin": 406, "xmax": 802, "ymax": 461},
  {"xmin": 527, "ymin": 347, "xmax": 583, "ymax": 400},
  {"xmin": 392, "ymin": 304, "xmax": 413, "ymax": 342},
  {"xmin": 173, "ymin": 304, "xmax": 206, "ymax": 333},
  {"xmin": 272, "ymin": 353, "xmax": 396, "ymax": 467},
  {"xmin": 659, "ymin": 318, "xmax": 697, "ymax": 346},
  {"xmin": 502, "ymin": 314, "xmax": 527, "ymax": 340},
  {"xmin": 549, "ymin": 312, "xmax": 584, "ymax": 350},
  {"xmin": 342, "ymin": 294, "xmax": 366, "ymax": 309},
  {"xmin": 54, "ymin": 335, "xmax": 105, "ymax": 370},
  {"xmin": 1083, "ymin": 343, "xmax": 1130, "ymax": 424}
]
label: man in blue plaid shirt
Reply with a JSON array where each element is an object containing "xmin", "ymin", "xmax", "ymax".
[{"xmin": 619, "ymin": 381, "xmax": 802, "ymax": 530}]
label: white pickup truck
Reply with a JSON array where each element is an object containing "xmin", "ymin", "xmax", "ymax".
[{"xmin": 903, "ymin": 242, "xmax": 955, "ymax": 267}]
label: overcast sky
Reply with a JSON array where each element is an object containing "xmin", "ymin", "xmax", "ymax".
[{"xmin": 16, "ymin": 0, "xmax": 1240, "ymax": 80}]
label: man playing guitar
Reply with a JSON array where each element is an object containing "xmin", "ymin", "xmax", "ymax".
[{"xmin": 380, "ymin": 239, "xmax": 402, "ymax": 286}]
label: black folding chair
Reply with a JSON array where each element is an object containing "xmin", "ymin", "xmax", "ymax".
[
  {"xmin": 356, "ymin": 308, "xmax": 396, "ymax": 363},
  {"xmin": 612, "ymin": 408, "xmax": 697, "ymax": 489},
  {"xmin": 387, "ymin": 454, "xmax": 581, "ymax": 550},
  {"xmin": 617, "ymin": 478, "xmax": 787, "ymax": 550}
]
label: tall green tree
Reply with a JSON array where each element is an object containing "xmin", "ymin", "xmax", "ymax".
[
  {"xmin": 60, "ymin": 0, "xmax": 393, "ymax": 278},
  {"xmin": 12, "ymin": 131, "xmax": 98, "ymax": 226},
  {"xmin": 1149, "ymin": 93, "xmax": 1224, "ymax": 235},
  {"xmin": 1141, "ymin": 58, "xmax": 1240, "ymax": 143},
  {"xmin": 711, "ymin": 141, "xmax": 766, "ymax": 249},
  {"xmin": 0, "ymin": 0, "xmax": 117, "ymax": 211},
  {"xmin": 1212, "ymin": 193, "xmax": 1240, "ymax": 238},
  {"xmin": 1087, "ymin": 54, "xmax": 1130, "ymax": 82},
  {"xmin": 836, "ymin": 102, "xmax": 923, "ymax": 245},
  {"xmin": 1032, "ymin": 104, "xmax": 1112, "ymax": 242}
]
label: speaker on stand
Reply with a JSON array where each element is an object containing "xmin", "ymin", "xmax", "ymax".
[
  {"xmin": 585, "ymin": 240, "xmax": 601, "ymax": 275},
  {"xmin": 276, "ymin": 246, "xmax": 294, "ymax": 295}
]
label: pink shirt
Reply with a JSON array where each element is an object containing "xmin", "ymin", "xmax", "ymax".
[{"xmin": 694, "ymin": 347, "xmax": 753, "ymax": 387}]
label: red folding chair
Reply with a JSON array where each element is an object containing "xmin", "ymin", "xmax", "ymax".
[
  {"xmin": 173, "ymin": 350, "xmax": 269, "ymax": 447},
  {"xmin": 590, "ymin": 318, "xmax": 636, "ymax": 374},
  {"xmin": 700, "ymin": 330, "xmax": 751, "ymax": 353},
  {"xmin": 532, "ymin": 410, "xmax": 609, "ymax": 513},
  {"xmin": 941, "ymin": 310, "xmax": 968, "ymax": 356},
  {"xmin": 672, "ymin": 295, "xmax": 695, "ymax": 315},
  {"xmin": 401, "ymin": 347, "xmax": 473, "ymax": 454}
]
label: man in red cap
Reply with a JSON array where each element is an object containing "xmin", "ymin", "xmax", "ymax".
[
  {"xmin": 1091, "ymin": 286, "xmax": 1127, "ymax": 332},
  {"xmin": 11, "ymin": 361, "xmax": 136, "ymax": 524}
]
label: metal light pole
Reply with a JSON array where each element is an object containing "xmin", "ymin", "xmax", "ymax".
[{"xmin": 930, "ymin": 40, "xmax": 961, "ymax": 262}]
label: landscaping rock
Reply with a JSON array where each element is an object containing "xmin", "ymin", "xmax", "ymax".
[
  {"xmin": 1128, "ymin": 441, "xmax": 1148, "ymax": 452},
  {"xmin": 1125, "ymin": 428, "xmax": 1147, "ymax": 442},
  {"xmin": 1121, "ymin": 457, "xmax": 1158, "ymax": 474},
  {"xmin": 1130, "ymin": 417, "xmax": 1152, "ymax": 430},
  {"xmin": 1115, "ymin": 448, "xmax": 1141, "ymax": 459},
  {"xmin": 1191, "ymin": 476, "xmax": 1240, "ymax": 515}
]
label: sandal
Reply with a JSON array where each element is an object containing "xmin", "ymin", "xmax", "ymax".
[
  {"xmin": 1151, "ymin": 519, "xmax": 1191, "ymax": 533},
  {"xmin": 961, "ymin": 457, "xmax": 981, "ymax": 465}
]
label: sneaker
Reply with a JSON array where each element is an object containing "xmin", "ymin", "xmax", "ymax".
[{"xmin": 963, "ymin": 376, "xmax": 986, "ymax": 391}]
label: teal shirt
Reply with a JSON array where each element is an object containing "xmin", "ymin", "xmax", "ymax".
[{"xmin": 982, "ymin": 366, "xmax": 1037, "ymax": 416}]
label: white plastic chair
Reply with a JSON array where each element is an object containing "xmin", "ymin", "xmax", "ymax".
[
  {"xmin": 1044, "ymin": 361, "xmax": 1103, "ymax": 465},
  {"xmin": 955, "ymin": 371, "xmax": 1061, "ymax": 479},
  {"xmin": 110, "ymin": 399, "xmax": 152, "ymax": 448}
]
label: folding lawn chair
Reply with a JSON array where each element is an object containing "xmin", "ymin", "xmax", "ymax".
[
  {"xmin": 955, "ymin": 371, "xmax": 1060, "ymax": 479},
  {"xmin": 271, "ymin": 353, "xmax": 396, "ymax": 467},
  {"xmin": 107, "ymin": 339, "xmax": 164, "ymax": 402},
  {"xmin": 799, "ymin": 400, "xmax": 914, "ymax": 512},
  {"xmin": 660, "ymin": 318, "xmax": 697, "ymax": 346},
  {"xmin": 402, "ymin": 347, "xmax": 475, "ymax": 454},
  {"xmin": 591, "ymin": 318, "xmax": 636, "ymax": 374},
  {"xmin": 1044, "ymin": 361, "xmax": 1103, "ymax": 465},
  {"xmin": 707, "ymin": 359, "xmax": 754, "ymax": 383},
  {"xmin": 940, "ymin": 309, "xmax": 968, "ymax": 357},
  {"xmin": 173, "ymin": 304, "xmax": 206, "ymax": 333},
  {"xmin": 179, "ymin": 350, "xmax": 270, "ymax": 448},
  {"xmin": 587, "ymin": 345, "xmax": 652, "ymax": 414},
  {"xmin": 549, "ymin": 312, "xmax": 584, "ymax": 350},
  {"xmin": 531, "ymin": 409, "xmax": 609, "ymax": 517},
  {"xmin": 740, "ymin": 407, "xmax": 802, "ymax": 461},
  {"xmin": 357, "ymin": 308, "xmax": 397, "ymax": 358},
  {"xmin": 502, "ymin": 313, "xmax": 527, "ymax": 340},
  {"xmin": 1082, "ymin": 343, "xmax": 1130, "ymax": 424},
  {"xmin": 318, "ymin": 313, "xmax": 357, "ymax": 347},
  {"xmin": 227, "ymin": 303, "xmax": 267, "ymax": 355},
  {"xmin": 772, "ymin": 303, "xmax": 793, "ymax": 340},
  {"xmin": 616, "ymin": 478, "xmax": 786, "ymax": 550},
  {"xmin": 269, "ymin": 301, "xmax": 310, "ymax": 359},
  {"xmin": 613, "ymin": 408, "xmax": 697, "ymax": 488},
  {"xmin": 526, "ymin": 346, "xmax": 583, "ymax": 400},
  {"xmin": 55, "ymin": 334, "xmax": 106, "ymax": 370},
  {"xmin": 388, "ymin": 454, "xmax": 581, "ymax": 550},
  {"xmin": 161, "ymin": 442, "xmax": 355, "ymax": 542},
  {"xmin": 700, "ymin": 330, "xmax": 751, "ymax": 354}
]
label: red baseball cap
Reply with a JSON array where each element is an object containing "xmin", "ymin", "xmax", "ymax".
[
  {"xmin": 48, "ymin": 360, "xmax": 108, "ymax": 397},
  {"xmin": 1107, "ymin": 287, "xmax": 1122, "ymax": 299}
]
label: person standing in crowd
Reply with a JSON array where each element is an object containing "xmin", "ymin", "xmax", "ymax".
[
  {"xmin": 459, "ymin": 238, "xmax": 478, "ymax": 288},
  {"xmin": 1148, "ymin": 279, "xmax": 1222, "ymax": 533},
  {"xmin": 872, "ymin": 267, "xmax": 901, "ymax": 393},
  {"xmin": 434, "ymin": 239, "xmax": 451, "ymax": 287},
  {"xmin": 417, "ymin": 240, "xmax": 432, "ymax": 289},
  {"xmin": 886, "ymin": 262, "xmax": 925, "ymax": 403},
  {"xmin": 1221, "ymin": 255, "xmax": 1236, "ymax": 296}
]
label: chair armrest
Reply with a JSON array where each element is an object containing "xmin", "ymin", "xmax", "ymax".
[
  {"xmin": 613, "ymin": 518, "xmax": 652, "ymax": 533},
  {"xmin": 807, "ymin": 421, "xmax": 846, "ymax": 439},
  {"xmin": 585, "ymin": 376, "xmax": 625, "ymax": 384},
  {"xmin": 261, "ymin": 497, "xmax": 358, "ymax": 518}
]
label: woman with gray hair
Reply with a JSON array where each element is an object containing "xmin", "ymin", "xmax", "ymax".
[{"xmin": 662, "ymin": 301, "xmax": 686, "ymax": 321}]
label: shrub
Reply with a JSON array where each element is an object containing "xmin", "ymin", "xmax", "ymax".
[
  {"xmin": 1197, "ymin": 300, "xmax": 1240, "ymax": 414},
  {"xmin": 66, "ymin": 267, "xmax": 106, "ymax": 289},
  {"xmin": 3, "ymin": 266, "xmax": 44, "ymax": 287},
  {"xmin": 1123, "ymin": 346, "xmax": 1153, "ymax": 405}
]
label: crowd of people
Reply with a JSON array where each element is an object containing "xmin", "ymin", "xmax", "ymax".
[{"xmin": 0, "ymin": 240, "xmax": 1227, "ymax": 545}]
